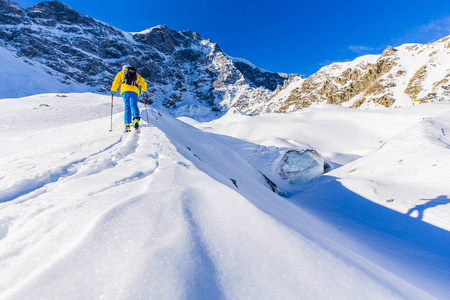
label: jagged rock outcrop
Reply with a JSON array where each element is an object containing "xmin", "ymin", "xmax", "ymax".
[
  {"xmin": 233, "ymin": 62, "xmax": 288, "ymax": 91},
  {"xmin": 0, "ymin": 0, "xmax": 288, "ymax": 118},
  {"xmin": 0, "ymin": 0, "xmax": 25, "ymax": 24},
  {"xmin": 252, "ymin": 37, "xmax": 450, "ymax": 113},
  {"xmin": 262, "ymin": 46, "xmax": 399, "ymax": 111}
]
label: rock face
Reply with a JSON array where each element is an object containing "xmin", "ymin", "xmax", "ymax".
[
  {"xmin": 233, "ymin": 61, "xmax": 288, "ymax": 91},
  {"xmin": 0, "ymin": 0, "xmax": 25, "ymax": 24},
  {"xmin": 0, "ymin": 0, "xmax": 287, "ymax": 117},
  {"xmin": 247, "ymin": 37, "xmax": 450, "ymax": 113}
]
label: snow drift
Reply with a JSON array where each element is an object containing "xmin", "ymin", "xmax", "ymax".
[{"xmin": 0, "ymin": 93, "xmax": 449, "ymax": 299}]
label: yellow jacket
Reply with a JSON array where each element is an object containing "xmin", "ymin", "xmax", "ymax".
[{"xmin": 111, "ymin": 68, "xmax": 147, "ymax": 96}]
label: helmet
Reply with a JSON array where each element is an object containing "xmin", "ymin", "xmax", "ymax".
[{"xmin": 122, "ymin": 64, "xmax": 130, "ymax": 70}]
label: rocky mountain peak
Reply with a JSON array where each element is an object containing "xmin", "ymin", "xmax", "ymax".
[
  {"xmin": 25, "ymin": 0, "xmax": 90, "ymax": 26},
  {"xmin": 381, "ymin": 45, "xmax": 397, "ymax": 57},
  {"xmin": 179, "ymin": 29, "xmax": 202, "ymax": 41},
  {"xmin": 134, "ymin": 25, "xmax": 199, "ymax": 55},
  {"xmin": 247, "ymin": 36, "xmax": 450, "ymax": 113},
  {"xmin": 0, "ymin": 0, "xmax": 22, "ymax": 11},
  {"xmin": 0, "ymin": 0, "xmax": 25, "ymax": 24},
  {"xmin": 0, "ymin": 0, "xmax": 290, "ymax": 119},
  {"xmin": 233, "ymin": 62, "xmax": 288, "ymax": 91}
]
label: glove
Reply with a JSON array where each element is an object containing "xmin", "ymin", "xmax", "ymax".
[
  {"xmin": 110, "ymin": 90, "xmax": 116, "ymax": 95},
  {"xmin": 142, "ymin": 91, "xmax": 149, "ymax": 102}
]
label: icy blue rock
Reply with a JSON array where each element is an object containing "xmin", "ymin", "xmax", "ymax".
[{"xmin": 279, "ymin": 149, "xmax": 327, "ymax": 184}]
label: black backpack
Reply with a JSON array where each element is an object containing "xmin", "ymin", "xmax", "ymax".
[{"xmin": 122, "ymin": 67, "xmax": 138, "ymax": 87}]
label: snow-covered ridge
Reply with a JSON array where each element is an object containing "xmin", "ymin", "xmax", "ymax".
[
  {"xmin": 131, "ymin": 25, "xmax": 169, "ymax": 35},
  {"xmin": 227, "ymin": 55, "xmax": 273, "ymax": 73}
]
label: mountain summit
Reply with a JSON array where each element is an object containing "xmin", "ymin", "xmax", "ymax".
[
  {"xmin": 246, "ymin": 37, "xmax": 450, "ymax": 113},
  {"xmin": 0, "ymin": 0, "xmax": 288, "ymax": 119}
]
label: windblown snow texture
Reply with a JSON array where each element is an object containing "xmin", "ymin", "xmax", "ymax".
[{"xmin": 1, "ymin": 93, "xmax": 449, "ymax": 299}]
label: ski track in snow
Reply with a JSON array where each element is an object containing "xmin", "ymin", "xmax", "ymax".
[
  {"xmin": 0, "ymin": 123, "xmax": 164, "ymax": 297},
  {"xmin": 0, "ymin": 137, "xmax": 123, "ymax": 204},
  {"xmin": 1, "ymin": 95, "xmax": 450, "ymax": 299},
  {"xmin": 0, "ymin": 121, "xmax": 229, "ymax": 299}
]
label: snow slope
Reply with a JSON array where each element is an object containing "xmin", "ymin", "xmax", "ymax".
[
  {"xmin": 0, "ymin": 47, "xmax": 91, "ymax": 99},
  {"xmin": 1, "ymin": 93, "xmax": 449, "ymax": 299}
]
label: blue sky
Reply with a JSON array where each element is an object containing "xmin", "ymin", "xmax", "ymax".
[{"xmin": 14, "ymin": 0, "xmax": 450, "ymax": 76}]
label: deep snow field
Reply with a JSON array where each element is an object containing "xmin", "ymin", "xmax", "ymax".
[{"xmin": 0, "ymin": 93, "xmax": 450, "ymax": 299}]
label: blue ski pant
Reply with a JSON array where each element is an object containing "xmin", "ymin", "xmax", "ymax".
[{"xmin": 122, "ymin": 91, "xmax": 140, "ymax": 124}]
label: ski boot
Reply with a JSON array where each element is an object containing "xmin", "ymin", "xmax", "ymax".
[{"xmin": 133, "ymin": 118, "xmax": 140, "ymax": 133}]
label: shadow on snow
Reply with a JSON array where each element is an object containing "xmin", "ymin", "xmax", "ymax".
[
  {"xmin": 292, "ymin": 175, "xmax": 450, "ymax": 298},
  {"xmin": 406, "ymin": 195, "xmax": 450, "ymax": 220}
]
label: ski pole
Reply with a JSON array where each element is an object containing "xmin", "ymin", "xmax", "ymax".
[
  {"xmin": 110, "ymin": 94, "xmax": 114, "ymax": 131},
  {"xmin": 144, "ymin": 93, "xmax": 150, "ymax": 125}
]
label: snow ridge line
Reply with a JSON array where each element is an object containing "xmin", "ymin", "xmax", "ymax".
[{"xmin": 180, "ymin": 188, "xmax": 224, "ymax": 299}]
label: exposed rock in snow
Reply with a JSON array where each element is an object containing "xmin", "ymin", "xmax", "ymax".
[{"xmin": 255, "ymin": 37, "xmax": 450, "ymax": 112}]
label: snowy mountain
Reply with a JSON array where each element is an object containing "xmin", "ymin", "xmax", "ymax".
[
  {"xmin": 244, "ymin": 37, "xmax": 450, "ymax": 114},
  {"xmin": 1, "ymin": 93, "xmax": 450, "ymax": 299},
  {"xmin": 2, "ymin": 0, "xmax": 449, "ymax": 118},
  {"xmin": 0, "ymin": 0, "xmax": 287, "ymax": 118}
]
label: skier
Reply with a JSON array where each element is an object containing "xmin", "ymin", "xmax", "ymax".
[{"xmin": 111, "ymin": 64, "xmax": 148, "ymax": 132}]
